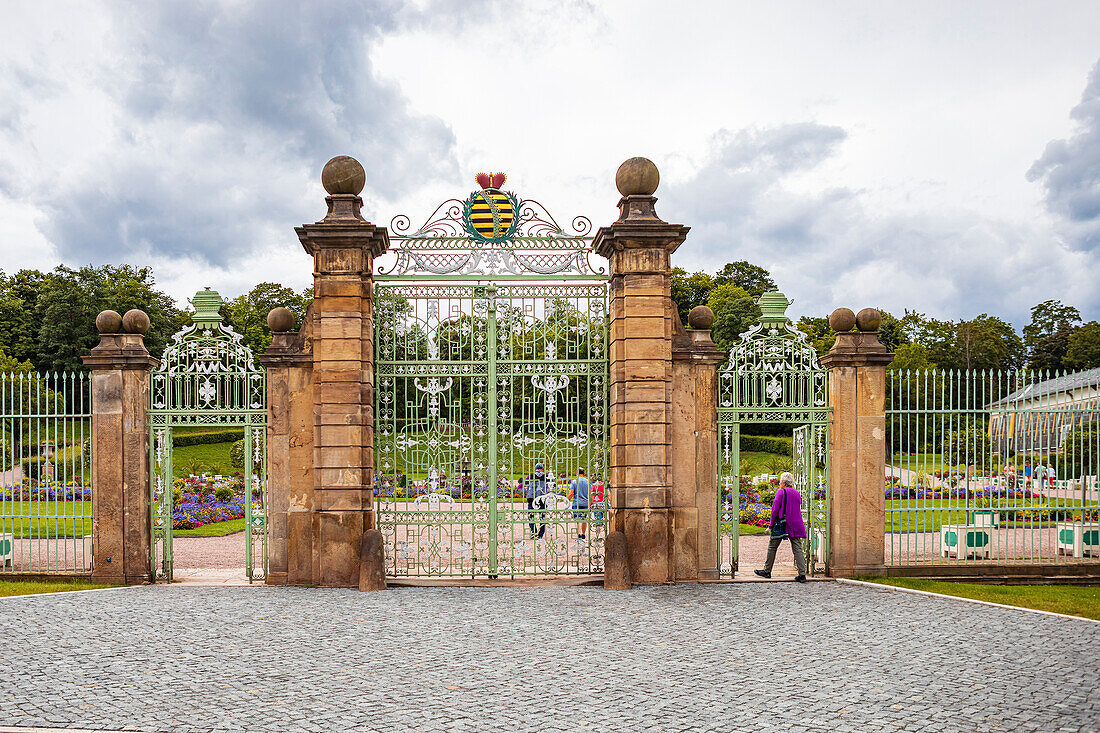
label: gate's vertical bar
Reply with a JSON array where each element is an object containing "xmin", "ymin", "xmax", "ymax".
[
  {"xmin": 244, "ymin": 425, "xmax": 254, "ymax": 581},
  {"xmin": 486, "ymin": 286, "xmax": 499, "ymax": 577}
]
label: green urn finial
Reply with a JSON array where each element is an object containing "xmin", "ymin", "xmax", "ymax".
[
  {"xmin": 190, "ymin": 287, "xmax": 225, "ymax": 329},
  {"xmin": 757, "ymin": 290, "xmax": 792, "ymax": 328}
]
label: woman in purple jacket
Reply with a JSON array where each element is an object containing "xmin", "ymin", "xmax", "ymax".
[{"xmin": 754, "ymin": 472, "xmax": 808, "ymax": 583}]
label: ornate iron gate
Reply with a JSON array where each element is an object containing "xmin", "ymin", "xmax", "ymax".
[
  {"xmin": 718, "ymin": 291, "xmax": 830, "ymax": 576},
  {"xmin": 374, "ymin": 176, "xmax": 609, "ymax": 577},
  {"xmin": 148, "ymin": 288, "xmax": 267, "ymax": 582}
]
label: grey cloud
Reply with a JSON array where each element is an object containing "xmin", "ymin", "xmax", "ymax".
[
  {"xmin": 24, "ymin": 1, "xmax": 458, "ymax": 266},
  {"xmin": 662, "ymin": 123, "xmax": 1100, "ymax": 325},
  {"xmin": 1027, "ymin": 57, "xmax": 1100, "ymax": 251}
]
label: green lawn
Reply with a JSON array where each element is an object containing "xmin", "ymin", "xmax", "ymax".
[
  {"xmin": 739, "ymin": 523, "xmax": 768, "ymax": 535},
  {"xmin": 863, "ymin": 577, "xmax": 1100, "ymax": 620},
  {"xmin": 172, "ymin": 442, "xmax": 235, "ymax": 477},
  {"xmin": 0, "ymin": 578, "xmax": 118, "ymax": 597},
  {"xmin": 174, "ymin": 518, "xmax": 246, "ymax": 537},
  {"xmin": 738, "ymin": 451, "xmax": 794, "ymax": 477},
  {"xmin": 1, "ymin": 500, "xmax": 90, "ymax": 537}
]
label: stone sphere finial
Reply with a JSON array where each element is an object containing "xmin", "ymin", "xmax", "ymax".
[
  {"xmin": 687, "ymin": 305, "xmax": 715, "ymax": 330},
  {"xmin": 121, "ymin": 309, "xmax": 150, "ymax": 334},
  {"xmin": 856, "ymin": 307, "xmax": 882, "ymax": 332},
  {"xmin": 615, "ymin": 157, "xmax": 660, "ymax": 197},
  {"xmin": 95, "ymin": 310, "xmax": 123, "ymax": 334},
  {"xmin": 321, "ymin": 155, "xmax": 366, "ymax": 195},
  {"xmin": 267, "ymin": 307, "xmax": 296, "ymax": 333},
  {"xmin": 829, "ymin": 307, "xmax": 856, "ymax": 333}
]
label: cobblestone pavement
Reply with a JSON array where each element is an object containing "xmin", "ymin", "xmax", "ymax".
[{"xmin": 1, "ymin": 583, "xmax": 1097, "ymax": 733}]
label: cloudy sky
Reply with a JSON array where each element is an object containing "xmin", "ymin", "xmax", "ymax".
[{"xmin": 1, "ymin": 1, "xmax": 1099, "ymax": 325}]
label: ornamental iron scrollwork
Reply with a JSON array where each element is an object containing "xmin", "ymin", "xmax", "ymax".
[{"xmin": 379, "ymin": 175, "xmax": 604, "ymax": 277}]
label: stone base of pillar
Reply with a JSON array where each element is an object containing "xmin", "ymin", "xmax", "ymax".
[{"xmin": 619, "ymin": 507, "xmax": 672, "ymax": 584}]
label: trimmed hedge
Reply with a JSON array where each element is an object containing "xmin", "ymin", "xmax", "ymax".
[
  {"xmin": 739, "ymin": 435, "xmax": 791, "ymax": 455},
  {"xmin": 172, "ymin": 430, "xmax": 244, "ymax": 447}
]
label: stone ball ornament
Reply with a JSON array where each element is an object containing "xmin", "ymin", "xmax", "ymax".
[
  {"xmin": 321, "ymin": 155, "xmax": 366, "ymax": 195},
  {"xmin": 829, "ymin": 307, "xmax": 856, "ymax": 333},
  {"xmin": 615, "ymin": 157, "xmax": 660, "ymax": 197},
  {"xmin": 856, "ymin": 307, "xmax": 882, "ymax": 332},
  {"xmin": 267, "ymin": 307, "xmax": 296, "ymax": 333},
  {"xmin": 95, "ymin": 310, "xmax": 123, "ymax": 334},
  {"xmin": 687, "ymin": 305, "xmax": 716, "ymax": 330},
  {"xmin": 122, "ymin": 309, "xmax": 151, "ymax": 334}
]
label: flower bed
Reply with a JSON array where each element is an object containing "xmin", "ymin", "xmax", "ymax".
[
  {"xmin": 0, "ymin": 482, "xmax": 91, "ymax": 501},
  {"xmin": 171, "ymin": 474, "xmax": 247, "ymax": 530}
]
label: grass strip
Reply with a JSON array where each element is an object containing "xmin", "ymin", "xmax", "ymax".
[
  {"xmin": 174, "ymin": 518, "xmax": 246, "ymax": 537},
  {"xmin": 860, "ymin": 577, "xmax": 1100, "ymax": 620},
  {"xmin": 0, "ymin": 577, "xmax": 120, "ymax": 597}
]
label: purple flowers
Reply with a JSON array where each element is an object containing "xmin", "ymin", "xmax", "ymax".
[{"xmin": 171, "ymin": 475, "xmax": 247, "ymax": 529}]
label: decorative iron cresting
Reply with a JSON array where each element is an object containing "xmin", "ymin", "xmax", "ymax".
[{"xmin": 379, "ymin": 174, "xmax": 604, "ymax": 278}]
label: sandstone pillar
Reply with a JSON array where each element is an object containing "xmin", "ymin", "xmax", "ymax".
[
  {"xmin": 294, "ymin": 156, "xmax": 388, "ymax": 587},
  {"xmin": 670, "ymin": 306, "xmax": 725, "ymax": 580},
  {"xmin": 821, "ymin": 307, "xmax": 893, "ymax": 577},
  {"xmin": 82, "ymin": 309, "xmax": 157, "ymax": 584},
  {"xmin": 259, "ymin": 307, "xmax": 314, "ymax": 586},
  {"xmin": 594, "ymin": 157, "xmax": 688, "ymax": 584}
]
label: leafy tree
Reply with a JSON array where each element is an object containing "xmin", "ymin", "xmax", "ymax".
[
  {"xmin": 955, "ymin": 314, "xmax": 1024, "ymax": 370},
  {"xmin": 889, "ymin": 342, "xmax": 935, "ymax": 371},
  {"xmin": 221, "ymin": 282, "xmax": 313, "ymax": 357},
  {"xmin": 0, "ymin": 270, "xmax": 46, "ymax": 365},
  {"xmin": 670, "ymin": 268, "xmax": 715, "ymax": 325},
  {"xmin": 1023, "ymin": 300, "xmax": 1081, "ymax": 371},
  {"xmin": 795, "ymin": 315, "xmax": 835, "ymax": 356},
  {"xmin": 1064, "ymin": 321, "xmax": 1100, "ymax": 370},
  {"xmin": 713, "ymin": 261, "xmax": 776, "ymax": 297},
  {"xmin": 706, "ymin": 284, "xmax": 759, "ymax": 353},
  {"xmin": 35, "ymin": 265, "xmax": 184, "ymax": 371},
  {"xmin": 900, "ymin": 311, "xmax": 1022, "ymax": 371},
  {"xmin": 877, "ymin": 309, "xmax": 907, "ymax": 352}
]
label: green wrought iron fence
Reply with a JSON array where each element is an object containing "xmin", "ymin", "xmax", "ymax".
[
  {"xmin": 718, "ymin": 292, "xmax": 830, "ymax": 577},
  {"xmin": 374, "ymin": 183, "xmax": 609, "ymax": 577},
  {"xmin": 885, "ymin": 368, "xmax": 1100, "ymax": 566},
  {"xmin": 0, "ymin": 371, "xmax": 92, "ymax": 574}
]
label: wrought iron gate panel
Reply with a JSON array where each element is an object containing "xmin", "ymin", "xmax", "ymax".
[
  {"xmin": 793, "ymin": 424, "xmax": 829, "ymax": 575},
  {"xmin": 148, "ymin": 288, "xmax": 267, "ymax": 583},
  {"xmin": 374, "ymin": 177, "xmax": 609, "ymax": 577},
  {"xmin": 717, "ymin": 292, "xmax": 831, "ymax": 576}
]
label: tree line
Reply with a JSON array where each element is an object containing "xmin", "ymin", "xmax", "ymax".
[
  {"xmin": 671, "ymin": 260, "xmax": 1100, "ymax": 373},
  {"xmin": 0, "ymin": 261, "xmax": 1096, "ymax": 376},
  {"xmin": 0, "ymin": 266, "xmax": 310, "ymax": 373}
]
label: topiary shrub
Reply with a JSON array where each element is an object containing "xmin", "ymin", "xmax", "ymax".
[{"xmin": 229, "ymin": 439, "xmax": 245, "ymax": 471}]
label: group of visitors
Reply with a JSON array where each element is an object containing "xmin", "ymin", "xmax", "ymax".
[
  {"xmin": 521, "ymin": 463, "xmax": 605, "ymax": 541},
  {"xmin": 1021, "ymin": 458, "xmax": 1056, "ymax": 489}
]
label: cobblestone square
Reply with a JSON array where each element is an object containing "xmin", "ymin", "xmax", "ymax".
[{"xmin": 0, "ymin": 583, "xmax": 1096, "ymax": 732}]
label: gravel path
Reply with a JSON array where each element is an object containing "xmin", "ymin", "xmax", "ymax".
[{"xmin": 0, "ymin": 583, "xmax": 1096, "ymax": 732}]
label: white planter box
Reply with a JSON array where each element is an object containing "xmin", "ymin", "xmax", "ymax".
[
  {"xmin": 0, "ymin": 533, "xmax": 11, "ymax": 566},
  {"xmin": 972, "ymin": 511, "xmax": 1000, "ymax": 528},
  {"xmin": 1056, "ymin": 522, "xmax": 1100, "ymax": 558},
  {"xmin": 940, "ymin": 524, "xmax": 991, "ymax": 559}
]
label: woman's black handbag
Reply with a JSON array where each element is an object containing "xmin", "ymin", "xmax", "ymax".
[{"xmin": 771, "ymin": 489, "xmax": 789, "ymax": 538}]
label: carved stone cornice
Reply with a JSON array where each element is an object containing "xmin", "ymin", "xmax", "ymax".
[{"xmin": 82, "ymin": 334, "xmax": 158, "ymax": 371}]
